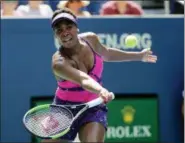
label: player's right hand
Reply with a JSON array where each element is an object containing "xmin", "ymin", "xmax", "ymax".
[{"xmin": 99, "ymin": 88, "xmax": 113, "ymax": 103}]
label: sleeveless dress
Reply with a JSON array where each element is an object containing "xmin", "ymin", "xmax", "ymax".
[{"xmin": 52, "ymin": 37, "xmax": 108, "ymax": 141}]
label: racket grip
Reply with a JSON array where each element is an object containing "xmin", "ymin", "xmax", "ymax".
[
  {"xmin": 110, "ymin": 92, "xmax": 115, "ymax": 100},
  {"xmin": 88, "ymin": 92, "xmax": 115, "ymax": 108}
]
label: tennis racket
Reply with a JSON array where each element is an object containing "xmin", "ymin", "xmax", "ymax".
[{"xmin": 23, "ymin": 93, "xmax": 115, "ymax": 139}]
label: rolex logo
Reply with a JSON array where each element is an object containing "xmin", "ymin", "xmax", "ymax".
[{"xmin": 121, "ymin": 105, "xmax": 135, "ymax": 124}]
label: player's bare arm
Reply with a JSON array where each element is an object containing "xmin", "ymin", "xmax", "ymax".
[
  {"xmin": 81, "ymin": 32, "xmax": 157, "ymax": 63},
  {"xmin": 52, "ymin": 51, "xmax": 111, "ymax": 102}
]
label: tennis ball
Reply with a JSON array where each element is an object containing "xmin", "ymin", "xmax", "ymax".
[{"xmin": 125, "ymin": 35, "xmax": 138, "ymax": 48}]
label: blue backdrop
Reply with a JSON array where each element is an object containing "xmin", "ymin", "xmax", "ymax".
[{"xmin": 1, "ymin": 17, "xmax": 184, "ymax": 143}]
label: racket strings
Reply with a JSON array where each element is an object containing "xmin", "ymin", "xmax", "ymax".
[{"xmin": 25, "ymin": 106, "xmax": 73, "ymax": 137}]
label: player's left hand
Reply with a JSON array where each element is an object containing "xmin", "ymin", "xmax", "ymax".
[{"xmin": 140, "ymin": 48, "xmax": 157, "ymax": 63}]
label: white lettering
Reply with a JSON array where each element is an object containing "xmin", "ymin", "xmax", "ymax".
[
  {"xmin": 125, "ymin": 126, "xmax": 134, "ymax": 138},
  {"xmin": 97, "ymin": 34, "xmax": 106, "ymax": 44},
  {"xmin": 107, "ymin": 34, "xmax": 118, "ymax": 48},
  {"xmin": 116, "ymin": 126, "xmax": 124, "ymax": 138},
  {"xmin": 142, "ymin": 125, "xmax": 151, "ymax": 137},
  {"xmin": 119, "ymin": 34, "xmax": 129, "ymax": 49},
  {"xmin": 107, "ymin": 127, "xmax": 116, "ymax": 138},
  {"xmin": 133, "ymin": 125, "xmax": 141, "ymax": 137},
  {"xmin": 141, "ymin": 33, "xmax": 152, "ymax": 49},
  {"xmin": 106, "ymin": 125, "xmax": 152, "ymax": 139},
  {"xmin": 97, "ymin": 33, "xmax": 152, "ymax": 50}
]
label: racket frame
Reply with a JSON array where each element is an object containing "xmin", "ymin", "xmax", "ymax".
[
  {"xmin": 23, "ymin": 95, "xmax": 115, "ymax": 139},
  {"xmin": 23, "ymin": 104, "xmax": 73, "ymax": 139}
]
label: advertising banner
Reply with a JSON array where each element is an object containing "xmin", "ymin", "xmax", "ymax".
[{"xmin": 105, "ymin": 95, "xmax": 159, "ymax": 142}]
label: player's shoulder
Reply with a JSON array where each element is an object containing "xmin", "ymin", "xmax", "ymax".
[
  {"xmin": 78, "ymin": 32, "xmax": 99, "ymax": 42},
  {"xmin": 78, "ymin": 32, "xmax": 97, "ymax": 38}
]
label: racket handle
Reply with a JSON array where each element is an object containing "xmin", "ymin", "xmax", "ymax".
[
  {"xmin": 88, "ymin": 93, "xmax": 115, "ymax": 108},
  {"xmin": 110, "ymin": 92, "xmax": 115, "ymax": 100}
]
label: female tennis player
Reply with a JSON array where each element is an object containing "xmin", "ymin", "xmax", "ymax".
[{"xmin": 42, "ymin": 8, "xmax": 157, "ymax": 143}]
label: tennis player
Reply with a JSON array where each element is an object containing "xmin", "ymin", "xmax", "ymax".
[{"xmin": 42, "ymin": 8, "xmax": 157, "ymax": 143}]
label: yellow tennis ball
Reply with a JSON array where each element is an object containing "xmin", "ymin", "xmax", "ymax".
[{"xmin": 125, "ymin": 35, "xmax": 138, "ymax": 48}]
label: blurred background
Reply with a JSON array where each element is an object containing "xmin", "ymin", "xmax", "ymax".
[
  {"xmin": 0, "ymin": 0, "xmax": 184, "ymax": 16},
  {"xmin": 1, "ymin": 0, "xmax": 184, "ymax": 143}
]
